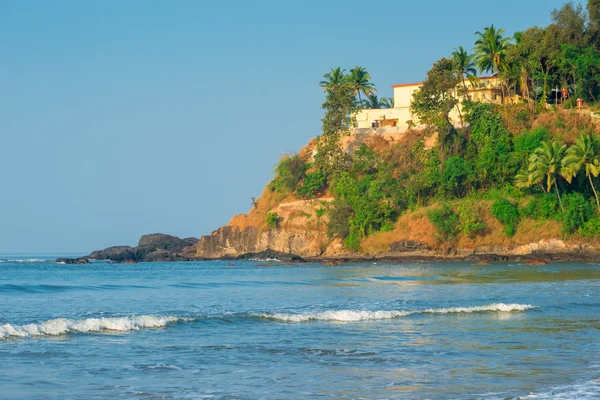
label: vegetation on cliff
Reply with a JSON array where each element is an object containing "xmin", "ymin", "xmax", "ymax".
[{"xmin": 260, "ymin": 0, "xmax": 600, "ymax": 253}]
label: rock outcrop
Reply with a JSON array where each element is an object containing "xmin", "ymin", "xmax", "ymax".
[{"xmin": 60, "ymin": 233, "xmax": 200, "ymax": 264}]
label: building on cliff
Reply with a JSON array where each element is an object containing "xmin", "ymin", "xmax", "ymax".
[{"xmin": 354, "ymin": 75, "xmax": 518, "ymax": 134}]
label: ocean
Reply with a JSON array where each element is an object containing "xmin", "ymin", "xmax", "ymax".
[{"xmin": 0, "ymin": 257, "xmax": 599, "ymax": 399}]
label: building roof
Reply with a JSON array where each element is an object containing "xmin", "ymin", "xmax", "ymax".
[{"xmin": 390, "ymin": 75, "xmax": 498, "ymax": 88}]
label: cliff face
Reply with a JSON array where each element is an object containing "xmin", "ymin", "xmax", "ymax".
[{"xmin": 196, "ymin": 198, "xmax": 333, "ymax": 259}]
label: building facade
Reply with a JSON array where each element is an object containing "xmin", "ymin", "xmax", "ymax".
[{"xmin": 354, "ymin": 76, "xmax": 514, "ymax": 133}]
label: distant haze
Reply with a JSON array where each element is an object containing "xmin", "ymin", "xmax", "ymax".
[{"xmin": 0, "ymin": 0, "xmax": 572, "ymax": 253}]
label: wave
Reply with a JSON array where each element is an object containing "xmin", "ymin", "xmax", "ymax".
[
  {"xmin": 0, "ymin": 303, "xmax": 535, "ymax": 340},
  {"xmin": 0, "ymin": 315, "xmax": 188, "ymax": 340},
  {"xmin": 0, "ymin": 259, "xmax": 46, "ymax": 263},
  {"xmin": 258, "ymin": 303, "xmax": 535, "ymax": 323},
  {"xmin": 518, "ymin": 377, "xmax": 600, "ymax": 399}
]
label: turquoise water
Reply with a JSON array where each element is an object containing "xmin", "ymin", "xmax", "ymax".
[{"xmin": 1, "ymin": 257, "xmax": 599, "ymax": 399}]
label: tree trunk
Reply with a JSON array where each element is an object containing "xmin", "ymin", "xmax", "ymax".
[
  {"xmin": 588, "ymin": 173, "xmax": 600, "ymax": 213},
  {"xmin": 555, "ymin": 181, "xmax": 565, "ymax": 212}
]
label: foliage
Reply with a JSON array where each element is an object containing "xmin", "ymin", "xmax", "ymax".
[
  {"xmin": 580, "ymin": 216, "xmax": 600, "ymax": 237},
  {"xmin": 464, "ymin": 102, "xmax": 515, "ymax": 188},
  {"xmin": 269, "ymin": 154, "xmax": 307, "ymax": 193},
  {"xmin": 314, "ymin": 82, "xmax": 356, "ymax": 177},
  {"xmin": 441, "ymin": 156, "xmax": 474, "ymax": 198},
  {"xmin": 410, "ymin": 57, "xmax": 462, "ymax": 162},
  {"xmin": 427, "ymin": 204, "xmax": 459, "ymax": 242},
  {"xmin": 315, "ymin": 207, "xmax": 327, "ymax": 218},
  {"xmin": 347, "ymin": 66, "xmax": 376, "ymax": 103},
  {"xmin": 457, "ymin": 201, "xmax": 486, "ymax": 237},
  {"xmin": 491, "ymin": 198, "xmax": 519, "ymax": 237},
  {"xmin": 561, "ymin": 192, "xmax": 594, "ymax": 233},
  {"xmin": 327, "ymin": 198, "xmax": 352, "ymax": 240},
  {"xmin": 266, "ymin": 212, "xmax": 279, "ymax": 229},
  {"xmin": 519, "ymin": 194, "xmax": 559, "ymax": 220},
  {"xmin": 297, "ymin": 171, "xmax": 326, "ymax": 199}
]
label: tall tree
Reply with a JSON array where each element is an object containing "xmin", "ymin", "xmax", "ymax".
[
  {"xmin": 314, "ymin": 79, "xmax": 357, "ymax": 177},
  {"xmin": 473, "ymin": 25, "xmax": 511, "ymax": 101},
  {"xmin": 381, "ymin": 97, "xmax": 394, "ymax": 108},
  {"xmin": 528, "ymin": 141, "xmax": 567, "ymax": 211},
  {"xmin": 561, "ymin": 134, "xmax": 600, "ymax": 212},
  {"xmin": 550, "ymin": 1, "xmax": 587, "ymax": 48},
  {"xmin": 319, "ymin": 67, "xmax": 347, "ymax": 90},
  {"xmin": 347, "ymin": 66, "xmax": 376, "ymax": 103},
  {"xmin": 410, "ymin": 58, "xmax": 461, "ymax": 163},
  {"xmin": 588, "ymin": 0, "xmax": 600, "ymax": 49},
  {"xmin": 361, "ymin": 94, "xmax": 386, "ymax": 109},
  {"xmin": 451, "ymin": 46, "xmax": 478, "ymax": 98}
]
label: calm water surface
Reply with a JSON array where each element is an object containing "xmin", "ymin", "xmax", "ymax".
[{"xmin": 0, "ymin": 257, "xmax": 599, "ymax": 399}]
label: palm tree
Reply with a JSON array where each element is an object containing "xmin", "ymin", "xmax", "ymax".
[
  {"xmin": 561, "ymin": 134, "xmax": 600, "ymax": 212},
  {"xmin": 361, "ymin": 94, "xmax": 386, "ymax": 109},
  {"xmin": 347, "ymin": 66, "xmax": 376, "ymax": 103},
  {"xmin": 473, "ymin": 25, "xmax": 511, "ymax": 102},
  {"xmin": 528, "ymin": 141, "xmax": 567, "ymax": 211},
  {"xmin": 451, "ymin": 46, "xmax": 478, "ymax": 98},
  {"xmin": 381, "ymin": 97, "xmax": 394, "ymax": 108},
  {"xmin": 319, "ymin": 67, "xmax": 347, "ymax": 90}
]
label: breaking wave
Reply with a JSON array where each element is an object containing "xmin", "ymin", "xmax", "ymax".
[
  {"xmin": 0, "ymin": 315, "xmax": 188, "ymax": 340},
  {"xmin": 0, "ymin": 259, "xmax": 46, "ymax": 263},
  {"xmin": 258, "ymin": 303, "xmax": 535, "ymax": 322},
  {"xmin": 517, "ymin": 377, "xmax": 600, "ymax": 399},
  {"xmin": 0, "ymin": 303, "xmax": 535, "ymax": 340}
]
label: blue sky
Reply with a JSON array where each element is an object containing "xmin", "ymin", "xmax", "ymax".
[{"xmin": 0, "ymin": 0, "xmax": 576, "ymax": 253}]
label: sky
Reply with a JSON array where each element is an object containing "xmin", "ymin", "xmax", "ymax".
[{"xmin": 0, "ymin": 0, "xmax": 579, "ymax": 253}]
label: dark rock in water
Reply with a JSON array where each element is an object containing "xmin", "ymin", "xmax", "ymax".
[
  {"xmin": 83, "ymin": 233, "xmax": 200, "ymax": 263},
  {"xmin": 56, "ymin": 257, "xmax": 90, "ymax": 264},
  {"xmin": 138, "ymin": 233, "xmax": 198, "ymax": 251},
  {"xmin": 525, "ymin": 257, "xmax": 548, "ymax": 266},
  {"xmin": 235, "ymin": 249, "xmax": 305, "ymax": 263}
]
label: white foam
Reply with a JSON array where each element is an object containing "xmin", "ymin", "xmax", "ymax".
[
  {"xmin": 0, "ymin": 259, "xmax": 46, "ymax": 263},
  {"xmin": 0, "ymin": 315, "xmax": 185, "ymax": 340},
  {"xmin": 518, "ymin": 378, "xmax": 600, "ymax": 399},
  {"xmin": 260, "ymin": 303, "xmax": 535, "ymax": 322}
]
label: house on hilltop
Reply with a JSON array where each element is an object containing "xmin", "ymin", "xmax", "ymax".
[{"xmin": 354, "ymin": 75, "xmax": 518, "ymax": 133}]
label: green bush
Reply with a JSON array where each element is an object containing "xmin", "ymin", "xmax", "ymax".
[
  {"xmin": 562, "ymin": 193, "xmax": 594, "ymax": 234},
  {"xmin": 519, "ymin": 194, "xmax": 559, "ymax": 221},
  {"xmin": 297, "ymin": 171, "xmax": 326, "ymax": 198},
  {"xmin": 315, "ymin": 207, "xmax": 327, "ymax": 218},
  {"xmin": 327, "ymin": 198, "xmax": 352, "ymax": 239},
  {"xmin": 491, "ymin": 198, "xmax": 519, "ymax": 237},
  {"xmin": 343, "ymin": 230, "xmax": 362, "ymax": 251},
  {"xmin": 580, "ymin": 217, "xmax": 600, "ymax": 237},
  {"xmin": 457, "ymin": 201, "xmax": 486, "ymax": 237},
  {"xmin": 266, "ymin": 212, "xmax": 279, "ymax": 229},
  {"xmin": 269, "ymin": 155, "xmax": 307, "ymax": 193},
  {"xmin": 427, "ymin": 204, "xmax": 459, "ymax": 241},
  {"xmin": 441, "ymin": 157, "xmax": 474, "ymax": 198}
]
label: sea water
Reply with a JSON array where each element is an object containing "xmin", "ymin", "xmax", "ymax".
[{"xmin": 0, "ymin": 257, "xmax": 599, "ymax": 399}]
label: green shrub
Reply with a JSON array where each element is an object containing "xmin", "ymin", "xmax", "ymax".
[
  {"xmin": 562, "ymin": 193, "xmax": 594, "ymax": 234},
  {"xmin": 315, "ymin": 208, "xmax": 327, "ymax": 218},
  {"xmin": 266, "ymin": 212, "xmax": 279, "ymax": 229},
  {"xmin": 427, "ymin": 204, "xmax": 459, "ymax": 241},
  {"xmin": 269, "ymin": 155, "xmax": 307, "ymax": 193},
  {"xmin": 441, "ymin": 157, "xmax": 474, "ymax": 198},
  {"xmin": 327, "ymin": 198, "xmax": 352, "ymax": 239},
  {"xmin": 343, "ymin": 230, "xmax": 362, "ymax": 251},
  {"xmin": 297, "ymin": 171, "xmax": 326, "ymax": 198},
  {"xmin": 520, "ymin": 194, "xmax": 559, "ymax": 221},
  {"xmin": 491, "ymin": 198, "xmax": 519, "ymax": 237},
  {"xmin": 580, "ymin": 217, "xmax": 600, "ymax": 237},
  {"xmin": 457, "ymin": 201, "xmax": 486, "ymax": 237}
]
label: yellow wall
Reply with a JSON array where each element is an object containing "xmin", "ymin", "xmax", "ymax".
[{"xmin": 354, "ymin": 76, "xmax": 514, "ymax": 130}]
